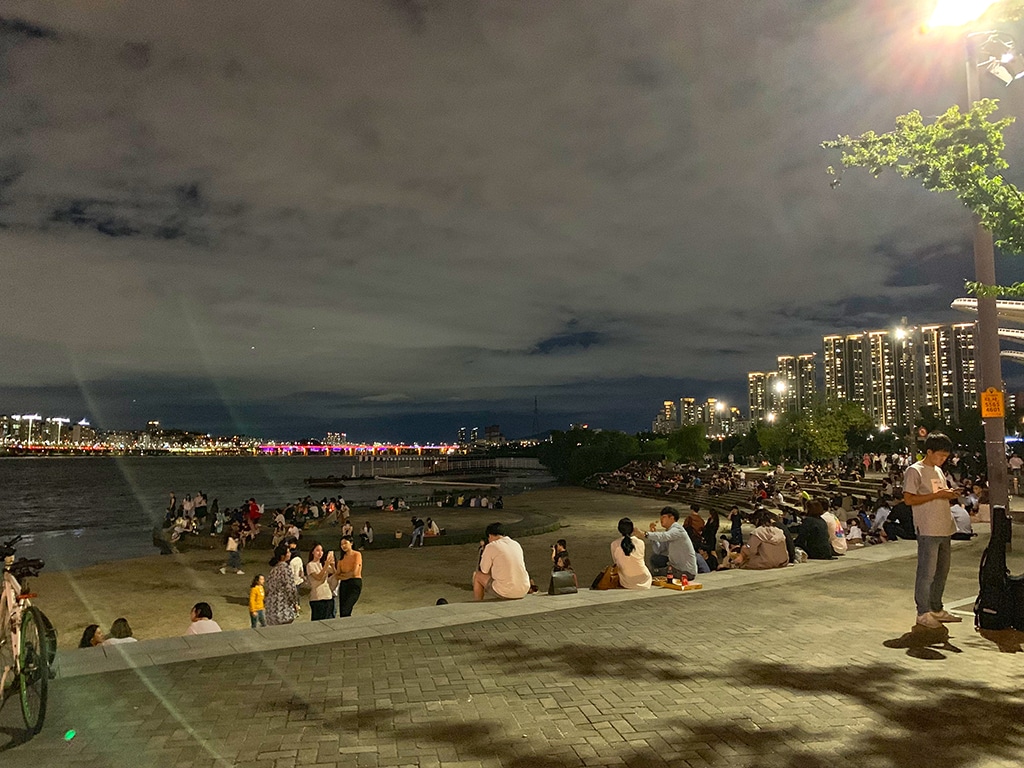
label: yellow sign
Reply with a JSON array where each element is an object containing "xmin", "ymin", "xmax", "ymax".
[{"xmin": 980, "ymin": 387, "xmax": 1005, "ymax": 419}]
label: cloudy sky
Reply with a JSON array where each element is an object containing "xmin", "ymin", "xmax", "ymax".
[{"xmin": 3, "ymin": 0, "xmax": 1024, "ymax": 441}]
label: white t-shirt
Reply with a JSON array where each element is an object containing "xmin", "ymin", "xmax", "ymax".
[
  {"xmin": 103, "ymin": 637, "xmax": 138, "ymax": 645},
  {"xmin": 904, "ymin": 461, "xmax": 956, "ymax": 537},
  {"xmin": 611, "ymin": 536, "xmax": 652, "ymax": 590},
  {"xmin": 289, "ymin": 556, "xmax": 305, "ymax": 587},
  {"xmin": 950, "ymin": 503, "xmax": 973, "ymax": 535},
  {"xmin": 306, "ymin": 560, "xmax": 333, "ymax": 601},
  {"xmin": 478, "ymin": 536, "xmax": 530, "ymax": 599},
  {"xmin": 184, "ymin": 619, "xmax": 222, "ymax": 635}
]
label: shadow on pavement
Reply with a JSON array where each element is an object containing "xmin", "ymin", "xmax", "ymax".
[
  {"xmin": 882, "ymin": 624, "xmax": 962, "ymax": 658},
  {"xmin": 978, "ymin": 627, "xmax": 1024, "ymax": 653},
  {"xmin": 0, "ymin": 695, "xmax": 30, "ymax": 753},
  {"xmin": 730, "ymin": 661, "xmax": 1024, "ymax": 768},
  {"xmin": 450, "ymin": 636, "xmax": 695, "ymax": 682},
  {"xmin": 379, "ymin": 659, "xmax": 1024, "ymax": 768}
]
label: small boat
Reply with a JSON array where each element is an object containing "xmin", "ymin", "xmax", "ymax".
[{"xmin": 303, "ymin": 475, "xmax": 347, "ymax": 488}]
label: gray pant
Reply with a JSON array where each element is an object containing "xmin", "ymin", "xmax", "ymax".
[{"xmin": 915, "ymin": 535, "xmax": 951, "ymax": 615}]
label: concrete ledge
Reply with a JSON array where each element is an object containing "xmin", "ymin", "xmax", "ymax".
[{"xmin": 55, "ymin": 531, "xmax": 982, "ymax": 679}]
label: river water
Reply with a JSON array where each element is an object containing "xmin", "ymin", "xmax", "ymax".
[{"xmin": 0, "ymin": 456, "xmax": 554, "ymax": 571}]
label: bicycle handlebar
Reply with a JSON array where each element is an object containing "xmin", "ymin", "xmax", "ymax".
[
  {"xmin": 9, "ymin": 558, "xmax": 44, "ymax": 580},
  {"xmin": 0, "ymin": 534, "xmax": 23, "ymax": 557}
]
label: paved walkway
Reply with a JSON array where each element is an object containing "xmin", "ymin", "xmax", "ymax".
[{"xmin": 2, "ymin": 532, "xmax": 1023, "ymax": 768}]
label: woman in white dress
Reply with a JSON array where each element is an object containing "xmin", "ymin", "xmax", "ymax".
[{"xmin": 611, "ymin": 517, "xmax": 652, "ymax": 589}]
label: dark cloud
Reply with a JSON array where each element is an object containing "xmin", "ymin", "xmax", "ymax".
[
  {"xmin": 0, "ymin": 0, "xmax": 1010, "ymax": 438},
  {"xmin": 0, "ymin": 16, "xmax": 58, "ymax": 42}
]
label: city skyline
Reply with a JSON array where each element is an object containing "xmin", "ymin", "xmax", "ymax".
[{"xmin": 4, "ymin": 2, "xmax": 1024, "ymax": 441}]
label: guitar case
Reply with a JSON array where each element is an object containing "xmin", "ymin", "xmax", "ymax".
[{"xmin": 974, "ymin": 506, "xmax": 1024, "ymax": 630}]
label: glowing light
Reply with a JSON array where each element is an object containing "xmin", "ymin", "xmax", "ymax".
[
  {"xmin": 928, "ymin": 0, "xmax": 1001, "ymax": 29},
  {"xmin": 773, "ymin": 380, "xmax": 787, "ymax": 393},
  {"xmin": 65, "ymin": 729, "xmax": 77, "ymax": 741}
]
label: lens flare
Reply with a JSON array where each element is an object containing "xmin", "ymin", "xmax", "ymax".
[{"xmin": 928, "ymin": 0, "xmax": 1001, "ymax": 29}]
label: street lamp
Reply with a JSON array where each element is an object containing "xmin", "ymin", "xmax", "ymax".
[
  {"xmin": 22, "ymin": 413, "xmax": 41, "ymax": 449},
  {"xmin": 50, "ymin": 417, "xmax": 70, "ymax": 446},
  {"xmin": 928, "ymin": 0, "xmax": 1012, "ymax": 515}
]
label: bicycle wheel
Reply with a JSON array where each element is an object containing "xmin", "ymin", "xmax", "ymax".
[{"xmin": 19, "ymin": 606, "xmax": 48, "ymax": 734}]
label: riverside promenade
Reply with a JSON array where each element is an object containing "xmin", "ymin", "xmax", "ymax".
[{"xmin": 2, "ymin": 531, "xmax": 1023, "ymax": 768}]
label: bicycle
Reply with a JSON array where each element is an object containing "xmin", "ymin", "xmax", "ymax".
[{"xmin": 0, "ymin": 535, "xmax": 49, "ymax": 735}]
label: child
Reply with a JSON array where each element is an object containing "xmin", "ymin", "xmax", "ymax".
[
  {"xmin": 847, "ymin": 519, "xmax": 864, "ymax": 547},
  {"xmin": 249, "ymin": 574, "xmax": 266, "ymax": 628},
  {"xmin": 552, "ymin": 548, "xmax": 577, "ymax": 585},
  {"xmin": 220, "ymin": 528, "xmax": 244, "ymax": 575}
]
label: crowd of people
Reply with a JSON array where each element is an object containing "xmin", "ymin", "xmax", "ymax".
[{"xmin": 86, "ymin": 443, "xmax": 1002, "ymax": 649}]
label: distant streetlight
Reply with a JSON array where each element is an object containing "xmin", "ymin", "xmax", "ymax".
[
  {"xmin": 22, "ymin": 414, "xmax": 41, "ymax": 448},
  {"xmin": 928, "ymin": 0, "xmax": 1014, "ymax": 515},
  {"xmin": 50, "ymin": 417, "xmax": 70, "ymax": 445}
]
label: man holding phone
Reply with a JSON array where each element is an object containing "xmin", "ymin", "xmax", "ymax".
[{"xmin": 902, "ymin": 432, "xmax": 961, "ymax": 629}]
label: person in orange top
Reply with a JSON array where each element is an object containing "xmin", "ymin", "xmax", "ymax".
[
  {"xmin": 249, "ymin": 574, "xmax": 266, "ymax": 628},
  {"xmin": 335, "ymin": 536, "xmax": 363, "ymax": 617}
]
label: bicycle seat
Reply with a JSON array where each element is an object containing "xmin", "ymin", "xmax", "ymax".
[{"xmin": 9, "ymin": 558, "xmax": 44, "ymax": 580}]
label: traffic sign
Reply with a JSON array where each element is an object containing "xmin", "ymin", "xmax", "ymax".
[{"xmin": 980, "ymin": 387, "xmax": 1005, "ymax": 419}]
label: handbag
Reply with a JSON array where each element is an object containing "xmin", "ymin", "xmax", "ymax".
[
  {"xmin": 590, "ymin": 565, "xmax": 620, "ymax": 590},
  {"xmin": 548, "ymin": 569, "xmax": 578, "ymax": 595}
]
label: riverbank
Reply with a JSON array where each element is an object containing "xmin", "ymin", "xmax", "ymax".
[{"xmin": 35, "ymin": 487, "xmax": 675, "ymax": 649}]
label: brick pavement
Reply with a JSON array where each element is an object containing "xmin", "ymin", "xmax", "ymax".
[{"xmin": 3, "ymin": 536, "xmax": 1024, "ymax": 768}]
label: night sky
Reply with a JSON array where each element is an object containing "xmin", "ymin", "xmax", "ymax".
[{"xmin": 3, "ymin": 1, "xmax": 1024, "ymax": 442}]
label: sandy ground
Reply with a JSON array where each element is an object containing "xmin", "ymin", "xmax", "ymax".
[{"xmin": 34, "ymin": 487, "xmax": 680, "ymax": 649}]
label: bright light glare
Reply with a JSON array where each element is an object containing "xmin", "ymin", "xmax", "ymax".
[{"xmin": 928, "ymin": 0, "xmax": 1000, "ymax": 28}]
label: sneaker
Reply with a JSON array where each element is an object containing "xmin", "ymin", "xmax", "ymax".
[
  {"xmin": 218, "ymin": 567, "xmax": 227, "ymax": 574},
  {"xmin": 236, "ymin": 570, "xmax": 245, "ymax": 575},
  {"xmin": 931, "ymin": 610, "xmax": 962, "ymax": 623},
  {"xmin": 916, "ymin": 612, "xmax": 942, "ymax": 629}
]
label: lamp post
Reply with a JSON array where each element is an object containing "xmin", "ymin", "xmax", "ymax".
[
  {"xmin": 51, "ymin": 417, "xmax": 70, "ymax": 446},
  {"xmin": 929, "ymin": 0, "xmax": 1010, "ymax": 515},
  {"xmin": 23, "ymin": 413, "xmax": 40, "ymax": 449}
]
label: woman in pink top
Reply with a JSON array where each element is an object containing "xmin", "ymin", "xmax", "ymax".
[{"xmin": 611, "ymin": 517, "xmax": 652, "ymax": 589}]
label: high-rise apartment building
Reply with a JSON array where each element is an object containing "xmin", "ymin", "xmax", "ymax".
[
  {"xmin": 747, "ymin": 353, "xmax": 817, "ymax": 422},
  {"xmin": 679, "ymin": 397, "xmax": 698, "ymax": 425},
  {"xmin": 823, "ymin": 336, "xmax": 848, "ymax": 402},
  {"xmin": 797, "ymin": 354, "xmax": 817, "ymax": 412},
  {"xmin": 822, "ymin": 322, "xmax": 978, "ymax": 428},
  {"xmin": 651, "ymin": 400, "xmax": 679, "ymax": 434},
  {"xmin": 748, "ymin": 373, "xmax": 768, "ymax": 422}
]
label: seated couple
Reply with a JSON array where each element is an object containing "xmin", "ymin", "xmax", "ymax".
[{"xmin": 631, "ymin": 507, "xmax": 712, "ymax": 580}]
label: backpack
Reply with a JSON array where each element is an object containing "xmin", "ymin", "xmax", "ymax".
[{"xmin": 974, "ymin": 506, "xmax": 1024, "ymax": 630}]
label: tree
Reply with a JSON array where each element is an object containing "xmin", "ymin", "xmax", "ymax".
[
  {"xmin": 823, "ymin": 99, "xmax": 1024, "ymax": 294},
  {"xmin": 536, "ymin": 428, "xmax": 640, "ymax": 485},
  {"xmin": 665, "ymin": 425, "xmax": 709, "ymax": 462},
  {"xmin": 799, "ymin": 401, "xmax": 873, "ymax": 461}
]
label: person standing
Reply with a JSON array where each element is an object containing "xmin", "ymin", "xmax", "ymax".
[
  {"xmin": 903, "ymin": 432, "xmax": 961, "ymax": 629},
  {"xmin": 219, "ymin": 527, "xmax": 244, "ymax": 574},
  {"xmin": 249, "ymin": 574, "xmax": 267, "ymax": 628},
  {"xmin": 335, "ymin": 535, "xmax": 363, "ymax": 617},
  {"xmin": 306, "ymin": 543, "xmax": 336, "ymax": 620},
  {"xmin": 265, "ymin": 545, "xmax": 299, "ymax": 626}
]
